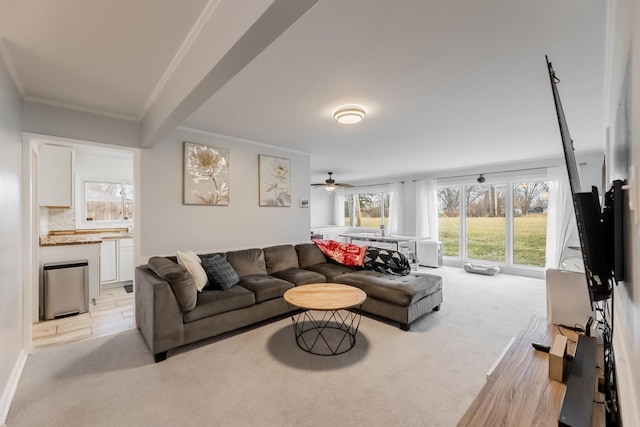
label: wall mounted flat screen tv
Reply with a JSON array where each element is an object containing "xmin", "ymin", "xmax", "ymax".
[{"xmin": 546, "ymin": 56, "xmax": 624, "ymax": 303}]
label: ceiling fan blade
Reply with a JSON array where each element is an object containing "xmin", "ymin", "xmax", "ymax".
[{"xmin": 310, "ymin": 172, "xmax": 353, "ymax": 188}]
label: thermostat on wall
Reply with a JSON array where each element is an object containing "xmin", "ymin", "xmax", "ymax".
[{"xmin": 299, "ymin": 199, "xmax": 309, "ymax": 208}]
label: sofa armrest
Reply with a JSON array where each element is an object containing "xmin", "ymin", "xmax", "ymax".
[{"xmin": 135, "ymin": 266, "xmax": 184, "ymax": 359}]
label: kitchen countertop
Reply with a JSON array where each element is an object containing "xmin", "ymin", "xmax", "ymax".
[{"xmin": 39, "ymin": 229, "xmax": 133, "ymax": 247}]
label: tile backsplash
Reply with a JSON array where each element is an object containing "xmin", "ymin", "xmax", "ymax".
[{"xmin": 47, "ymin": 208, "xmax": 75, "ymax": 231}]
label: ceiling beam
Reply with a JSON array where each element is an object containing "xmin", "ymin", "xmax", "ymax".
[{"xmin": 140, "ymin": 0, "xmax": 319, "ymax": 148}]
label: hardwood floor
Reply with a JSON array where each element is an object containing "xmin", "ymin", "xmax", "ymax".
[{"xmin": 32, "ymin": 286, "xmax": 134, "ymax": 349}]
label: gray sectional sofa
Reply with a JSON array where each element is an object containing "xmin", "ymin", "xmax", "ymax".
[{"xmin": 135, "ymin": 243, "xmax": 443, "ymax": 362}]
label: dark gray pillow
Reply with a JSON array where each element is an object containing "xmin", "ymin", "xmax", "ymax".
[
  {"xmin": 147, "ymin": 257, "xmax": 197, "ymax": 312},
  {"xmin": 202, "ymin": 254, "xmax": 240, "ymax": 290}
]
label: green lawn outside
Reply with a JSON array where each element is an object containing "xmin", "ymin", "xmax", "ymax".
[
  {"xmin": 345, "ymin": 217, "xmax": 388, "ymax": 228},
  {"xmin": 467, "ymin": 217, "xmax": 506, "ymax": 262},
  {"xmin": 438, "ymin": 215, "xmax": 547, "ymax": 267},
  {"xmin": 347, "ymin": 214, "xmax": 547, "ymax": 267}
]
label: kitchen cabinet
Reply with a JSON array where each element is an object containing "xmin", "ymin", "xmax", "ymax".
[
  {"xmin": 118, "ymin": 238, "xmax": 134, "ymax": 281},
  {"xmin": 101, "ymin": 238, "xmax": 133, "ymax": 286},
  {"xmin": 39, "ymin": 145, "xmax": 73, "ymax": 207},
  {"xmin": 38, "ymin": 243, "xmax": 100, "ymax": 321},
  {"xmin": 100, "ymin": 240, "xmax": 118, "ymax": 283}
]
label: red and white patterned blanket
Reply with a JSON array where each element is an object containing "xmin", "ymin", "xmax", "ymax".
[{"xmin": 312, "ymin": 239, "xmax": 367, "ymax": 267}]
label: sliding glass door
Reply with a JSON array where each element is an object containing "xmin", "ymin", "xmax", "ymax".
[
  {"xmin": 437, "ymin": 187, "xmax": 460, "ymax": 257},
  {"xmin": 438, "ymin": 179, "xmax": 549, "ymax": 268},
  {"xmin": 512, "ymin": 181, "xmax": 549, "ymax": 267},
  {"xmin": 465, "ymin": 184, "xmax": 505, "ymax": 262}
]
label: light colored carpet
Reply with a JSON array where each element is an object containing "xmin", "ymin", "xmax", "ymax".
[{"xmin": 7, "ymin": 267, "xmax": 546, "ymax": 427}]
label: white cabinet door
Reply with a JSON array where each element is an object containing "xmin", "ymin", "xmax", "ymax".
[
  {"xmin": 100, "ymin": 240, "xmax": 118, "ymax": 283},
  {"xmin": 39, "ymin": 145, "xmax": 73, "ymax": 207},
  {"xmin": 118, "ymin": 239, "xmax": 134, "ymax": 281}
]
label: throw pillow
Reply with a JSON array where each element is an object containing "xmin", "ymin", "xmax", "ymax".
[
  {"xmin": 201, "ymin": 254, "xmax": 240, "ymax": 291},
  {"xmin": 147, "ymin": 257, "xmax": 197, "ymax": 312},
  {"xmin": 312, "ymin": 239, "xmax": 367, "ymax": 267},
  {"xmin": 363, "ymin": 247, "xmax": 411, "ymax": 276},
  {"xmin": 177, "ymin": 250, "xmax": 208, "ymax": 292}
]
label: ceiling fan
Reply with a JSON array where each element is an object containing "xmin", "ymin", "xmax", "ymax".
[{"xmin": 311, "ymin": 172, "xmax": 353, "ymax": 191}]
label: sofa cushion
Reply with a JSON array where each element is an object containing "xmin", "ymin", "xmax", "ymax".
[
  {"xmin": 295, "ymin": 243, "xmax": 328, "ymax": 268},
  {"xmin": 183, "ymin": 286, "xmax": 256, "ymax": 323},
  {"xmin": 271, "ymin": 268, "xmax": 326, "ymax": 286},
  {"xmin": 147, "ymin": 257, "xmax": 197, "ymax": 312},
  {"xmin": 237, "ymin": 274, "xmax": 294, "ymax": 303},
  {"xmin": 263, "ymin": 244, "xmax": 299, "ymax": 273},
  {"xmin": 177, "ymin": 250, "xmax": 208, "ymax": 291},
  {"xmin": 304, "ymin": 263, "xmax": 358, "ymax": 282},
  {"xmin": 201, "ymin": 254, "xmax": 240, "ymax": 290},
  {"xmin": 335, "ymin": 271, "xmax": 442, "ymax": 306},
  {"xmin": 225, "ymin": 248, "xmax": 267, "ymax": 277}
]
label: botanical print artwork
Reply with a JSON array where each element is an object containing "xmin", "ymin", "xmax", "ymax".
[
  {"xmin": 259, "ymin": 155, "xmax": 291, "ymax": 207},
  {"xmin": 183, "ymin": 142, "xmax": 230, "ymax": 205}
]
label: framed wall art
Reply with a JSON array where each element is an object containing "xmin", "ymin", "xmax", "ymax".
[
  {"xmin": 183, "ymin": 142, "xmax": 230, "ymax": 206},
  {"xmin": 259, "ymin": 155, "xmax": 291, "ymax": 207}
]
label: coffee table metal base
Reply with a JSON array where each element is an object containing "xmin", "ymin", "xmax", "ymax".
[{"xmin": 288, "ymin": 307, "xmax": 363, "ymax": 356}]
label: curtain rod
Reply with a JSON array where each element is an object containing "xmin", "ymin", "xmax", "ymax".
[
  {"xmin": 437, "ymin": 166, "xmax": 549, "ymax": 181},
  {"xmin": 346, "ymin": 164, "xmax": 556, "ymax": 189},
  {"xmin": 348, "ymin": 179, "xmax": 418, "ymax": 189}
]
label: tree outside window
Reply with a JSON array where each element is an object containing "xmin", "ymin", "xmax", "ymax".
[
  {"xmin": 437, "ymin": 179, "xmax": 548, "ymax": 267},
  {"xmin": 344, "ymin": 192, "xmax": 390, "ymax": 228},
  {"xmin": 84, "ymin": 181, "xmax": 133, "ymax": 223}
]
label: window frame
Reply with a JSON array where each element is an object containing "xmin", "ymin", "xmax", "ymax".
[
  {"xmin": 437, "ymin": 171, "xmax": 550, "ymax": 269},
  {"xmin": 343, "ymin": 191, "xmax": 391, "ymax": 229},
  {"xmin": 79, "ymin": 179, "xmax": 133, "ymax": 228}
]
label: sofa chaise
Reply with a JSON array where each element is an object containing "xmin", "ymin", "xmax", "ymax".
[{"xmin": 135, "ymin": 243, "xmax": 443, "ymax": 362}]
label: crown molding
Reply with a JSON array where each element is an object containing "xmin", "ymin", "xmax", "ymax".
[
  {"xmin": 0, "ymin": 37, "xmax": 26, "ymax": 97},
  {"xmin": 139, "ymin": 0, "xmax": 223, "ymax": 120},
  {"xmin": 24, "ymin": 96, "xmax": 139, "ymax": 122},
  {"xmin": 176, "ymin": 125, "xmax": 310, "ymax": 156}
]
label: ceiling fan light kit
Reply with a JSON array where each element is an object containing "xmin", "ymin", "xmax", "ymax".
[
  {"xmin": 333, "ymin": 105, "xmax": 366, "ymax": 125},
  {"xmin": 311, "ymin": 172, "xmax": 353, "ymax": 191}
]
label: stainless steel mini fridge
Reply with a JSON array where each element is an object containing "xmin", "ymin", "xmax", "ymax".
[{"xmin": 43, "ymin": 260, "xmax": 89, "ymax": 320}]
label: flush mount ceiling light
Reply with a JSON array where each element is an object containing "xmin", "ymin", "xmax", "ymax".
[{"xmin": 333, "ymin": 105, "xmax": 366, "ymax": 125}]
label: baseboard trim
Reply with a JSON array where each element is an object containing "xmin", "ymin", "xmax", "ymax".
[
  {"xmin": 613, "ymin": 307, "xmax": 640, "ymax": 427},
  {"xmin": 0, "ymin": 349, "xmax": 28, "ymax": 425}
]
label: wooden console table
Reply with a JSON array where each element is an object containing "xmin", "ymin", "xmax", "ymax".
[{"xmin": 457, "ymin": 315, "xmax": 604, "ymax": 427}]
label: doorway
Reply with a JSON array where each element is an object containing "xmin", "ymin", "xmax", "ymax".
[{"xmin": 25, "ymin": 134, "xmax": 139, "ymax": 350}]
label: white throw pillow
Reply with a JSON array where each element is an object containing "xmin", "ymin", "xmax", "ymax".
[{"xmin": 177, "ymin": 250, "xmax": 208, "ymax": 292}]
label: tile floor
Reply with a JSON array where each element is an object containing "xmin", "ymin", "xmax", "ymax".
[{"xmin": 32, "ymin": 286, "xmax": 134, "ymax": 349}]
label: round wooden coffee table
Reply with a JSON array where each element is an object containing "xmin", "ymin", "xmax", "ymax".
[{"xmin": 284, "ymin": 283, "xmax": 367, "ymax": 356}]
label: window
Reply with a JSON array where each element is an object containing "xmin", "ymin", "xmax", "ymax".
[
  {"xmin": 437, "ymin": 178, "xmax": 549, "ymax": 268},
  {"xmin": 84, "ymin": 181, "xmax": 133, "ymax": 223},
  {"xmin": 344, "ymin": 192, "xmax": 390, "ymax": 228},
  {"xmin": 437, "ymin": 187, "xmax": 460, "ymax": 257},
  {"xmin": 512, "ymin": 181, "xmax": 549, "ymax": 267},
  {"xmin": 466, "ymin": 184, "xmax": 505, "ymax": 262}
]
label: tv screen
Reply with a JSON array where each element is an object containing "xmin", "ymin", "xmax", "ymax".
[{"xmin": 546, "ymin": 56, "xmax": 614, "ymax": 302}]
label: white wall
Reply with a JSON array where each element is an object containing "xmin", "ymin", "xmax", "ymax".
[
  {"xmin": 310, "ymin": 187, "xmax": 333, "ymax": 226},
  {"xmin": 76, "ymin": 150, "xmax": 133, "ymax": 183},
  {"xmin": 607, "ymin": 0, "xmax": 640, "ymax": 424},
  {"xmin": 0, "ymin": 52, "xmax": 25, "ymax": 423},
  {"xmin": 23, "ymin": 100, "xmax": 140, "ymax": 148},
  {"xmin": 139, "ymin": 129, "xmax": 311, "ymax": 259}
]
